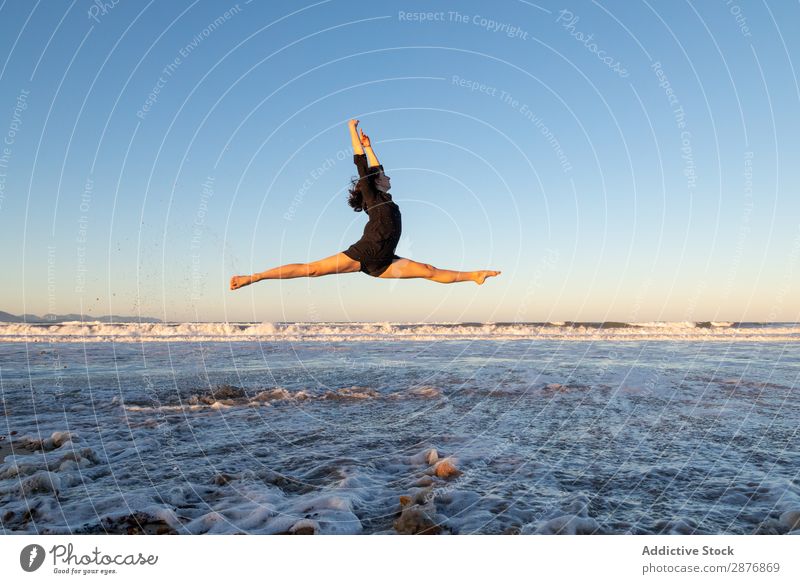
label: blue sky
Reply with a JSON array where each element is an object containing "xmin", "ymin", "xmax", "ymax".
[{"xmin": 1, "ymin": 0, "xmax": 798, "ymax": 322}]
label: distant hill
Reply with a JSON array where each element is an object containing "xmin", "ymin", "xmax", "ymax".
[{"xmin": 0, "ymin": 311, "xmax": 161, "ymax": 323}]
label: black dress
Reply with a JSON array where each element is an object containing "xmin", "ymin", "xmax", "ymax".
[{"xmin": 342, "ymin": 154, "xmax": 402, "ymax": 277}]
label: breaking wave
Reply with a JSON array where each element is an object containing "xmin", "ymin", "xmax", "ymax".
[{"xmin": 0, "ymin": 321, "xmax": 797, "ymax": 343}]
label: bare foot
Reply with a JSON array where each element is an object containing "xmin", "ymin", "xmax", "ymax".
[
  {"xmin": 230, "ymin": 275, "xmax": 253, "ymax": 290},
  {"xmin": 474, "ymin": 270, "xmax": 501, "ymax": 285}
]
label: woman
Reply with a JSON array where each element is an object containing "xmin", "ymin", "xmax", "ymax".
[{"xmin": 229, "ymin": 119, "xmax": 500, "ymax": 290}]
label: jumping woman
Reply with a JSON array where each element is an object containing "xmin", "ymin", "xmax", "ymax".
[{"xmin": 229, "ymin": 119, "xmax": 501, "ymax": 290}]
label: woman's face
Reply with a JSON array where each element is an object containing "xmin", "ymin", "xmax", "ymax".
[{"xmin": 376, "ymin": 172, "xmax": 391, "ymax": 192}]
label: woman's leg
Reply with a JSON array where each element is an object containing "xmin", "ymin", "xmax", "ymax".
[
  {"xmin": 230, "ymin": 252, "xmax": 361, "ymax": 290},
  {"xmin": 379, "ymin": 257, "xmax": 500, "ymax": 285}
]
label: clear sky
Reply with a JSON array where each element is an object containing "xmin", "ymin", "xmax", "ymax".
[{"xmin": 1, "ymin": 0, "xmax": 798, "ymax": 323}]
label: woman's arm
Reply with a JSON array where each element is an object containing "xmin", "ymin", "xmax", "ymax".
[
  {"xmin": 348, "ymin": 119, "xmax": 364, "ymax": 155},
  {"xmin": 360, "ymin": 130, "xmax": 380, "ymax": 167}
]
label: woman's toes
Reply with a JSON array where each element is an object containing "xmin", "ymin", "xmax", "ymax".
[{"xmin": 475, "ymin": 270, "xmax": 500, "ymax": 285}]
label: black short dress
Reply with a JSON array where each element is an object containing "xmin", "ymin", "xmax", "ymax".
[{"xmin": 342, "ymin": 154, "xmax": 402, "ymax": 277}]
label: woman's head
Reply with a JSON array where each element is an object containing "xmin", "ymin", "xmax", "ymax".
[
  {"xmin": 347, "ymin": 167, "xmax": 390, "ymax": 211},
  {"xmin": 375, "ymin": 170, "xmax": 391, "ymax": 193}
]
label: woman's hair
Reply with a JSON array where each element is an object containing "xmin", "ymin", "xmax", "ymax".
[
  {"xmin": 347, "ymin": 176, "xmax": 364, "ymax": 212},
  {"xmin": 348, "ymin": 170, "xmax": 380, "ymax": 212}
]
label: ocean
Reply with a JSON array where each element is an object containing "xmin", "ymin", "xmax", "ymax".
[{"xmin": 1, "ymin": 321, "xmax": 798, "ymax": 534}]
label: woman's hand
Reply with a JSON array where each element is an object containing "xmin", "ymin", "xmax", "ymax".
[
  {"xmin": 359, "ymin": 129, "xmax": 371, "ymax": 147},
  {"xmin": 348, "ymin": 119, "xmax": 364, "ymax": 155}
]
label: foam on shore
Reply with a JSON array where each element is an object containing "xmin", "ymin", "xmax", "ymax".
[{"xmin": 1, "ymin": 321, "xmax": 797, "ymax": 343}]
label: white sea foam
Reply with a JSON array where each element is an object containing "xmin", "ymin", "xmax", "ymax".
[
  {"xmin": 0, "ymin": 321, "xmax": 796, "ymax": 343},
  {"xmin": 1, "ymin": 338, "xmax": 797, "ymax": 534}
]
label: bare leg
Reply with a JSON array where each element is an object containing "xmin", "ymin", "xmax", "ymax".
[
  {"xmin": 379, "ymin": 258, "xmax": 500, "ymax": 285},
  {"xmin": 230, "ymin": 252, "xmax": 360, "ymax": 290}
]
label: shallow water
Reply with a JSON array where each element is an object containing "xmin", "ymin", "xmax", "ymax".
[{"xmin": 1, "ymin": 338, "xmax": 798, "ymax": 534}]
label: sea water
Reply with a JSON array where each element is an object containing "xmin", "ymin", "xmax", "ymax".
[{"xmin": 0, "ymin": 322, "xmax": 798, "ymax": 534}]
